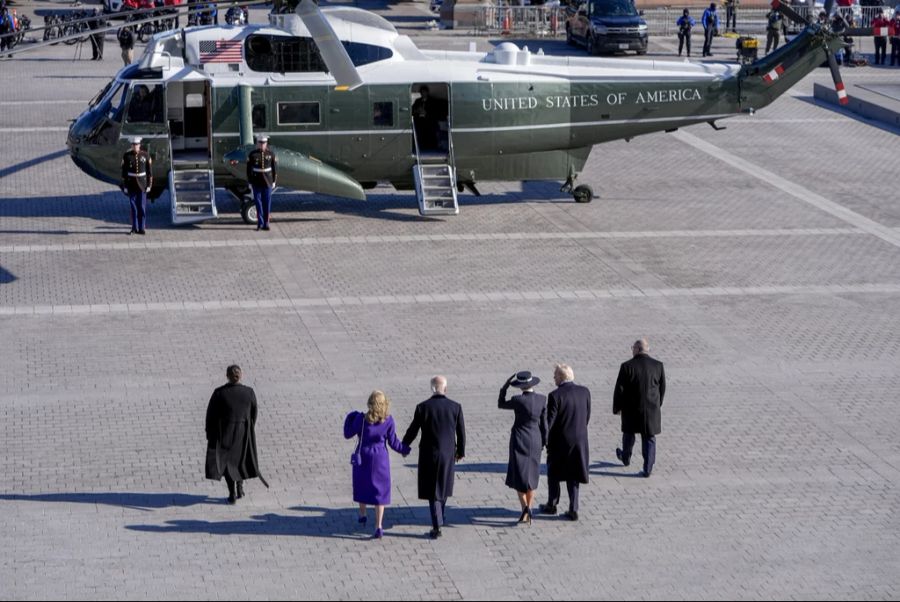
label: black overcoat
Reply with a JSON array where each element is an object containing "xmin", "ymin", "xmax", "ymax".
[
  {"xmin": 498, "ymin": 386, "xmax": 547, "ymax": 492},
  {"xmin": 546, "ymin": 381, "xmax": 591, "ymax": 484},
  {"xmin": 402, "ymin": 394, "xmax": 466, "ymax": 501},
  {"xmin": 613, "ymin": 354, "xmax": 666, "ymax": 436},
  {"xmin": 205, "ymin": 382, "xmax": 268, "ymax": 486}
]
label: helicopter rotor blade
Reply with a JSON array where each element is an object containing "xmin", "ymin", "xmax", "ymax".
[
  {"xmin": 294, "ymin": 0, "xmax": 363, "ymax": 91},
  {"xmin": 770, "ymin": 0, "xmax": 809, "ymax": 26},
  {"xmin": 825, "ymin": 49, "xmax": 849, "ymax": 105}
]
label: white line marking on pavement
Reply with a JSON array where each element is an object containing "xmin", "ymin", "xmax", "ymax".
[
  {"xmin": 0, "ymin": 228, "xmax": 864, "ymax": 254},
  {"xmin": 2, "ymin": 283, "xmax": 899, "ymax": 317},
  {"xmin": 673, "ymin": 130, "xmax": 900, "ymax": 249}
]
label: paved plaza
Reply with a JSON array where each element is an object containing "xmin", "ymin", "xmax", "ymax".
[{"xmin": 2, "ymin": 3, "xmax": 900, "ymax": 599}]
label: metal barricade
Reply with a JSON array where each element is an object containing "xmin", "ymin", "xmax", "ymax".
[
  {"xmin": 467, "ymin": 4, "xmax": 895, "ymax": 40},
  {"xmin": 472, "ymin": 4, "xmax": 564, "ymax": 37}
]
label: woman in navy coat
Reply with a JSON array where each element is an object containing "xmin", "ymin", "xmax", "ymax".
[
  {"xmin": 344, "ymin": 390, "xmax": 410, "ymax": 539},
  {"xmin": 498, "ymin": 371, "xmax": 548, "ymax": 525}
]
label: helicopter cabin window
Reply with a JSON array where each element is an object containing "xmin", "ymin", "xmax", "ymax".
[
  {"xmin": 125, "ymin": 84, "xmax": 165, "ymax": 124},
  {"xmin": 342, "ymin": 42, "xmax": 394, "ymax": 66},
  {"xmin": 244, "ymin": 34, "xmax": 328, "ymax": 73},
  {"xmin": 277, "ymin": 101, "xmax": 320, "ymax": 126},
  {"xmin": 252, "ymin": 104, "xmax": 267, "ymax": 129},
  {"xmin": 373, "ymin": 102, "xmax": 393, "ymax": 127}
]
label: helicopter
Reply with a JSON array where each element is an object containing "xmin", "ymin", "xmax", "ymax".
[{"xmin": 61, "ymin": 0, "xmax": 851, "ymax": 225}]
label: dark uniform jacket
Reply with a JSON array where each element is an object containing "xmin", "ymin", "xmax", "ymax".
[
  {"xmin": 546, "ymin": 381, "xmax": 591, "ymax": 484},
  {"xmin": 246, "ymin": 148, "xmax": 277, "ymax": 189},
  {"xmin": 205, "ymin": 382, "xmax": 268, "ymax": 486},
  {"xmin": 121, "ymin": 149, "xmax": 152, "ymax": 193},
  {"xmin": 613, "ymin": 353, "xmax": 666, "ymax": 436},
  {"xmin": 402, "ymin": 394, "xmax": 466, "ymax": 501}
]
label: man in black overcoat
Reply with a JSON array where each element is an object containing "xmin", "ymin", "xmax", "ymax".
[
  {"xmin": 206, "ymin": 365, "xmax": 268, "ymax": 504},
  {"xmin": 539, "ymin": 364, "xmax": 591, "ymax": 521},
  {"xmin": 402, "ymin": 375, "xmax": 466, "ymax": 539},
  {"xmin": 614, "ymin": 339, "xmax": 666, "ymax": 478}
]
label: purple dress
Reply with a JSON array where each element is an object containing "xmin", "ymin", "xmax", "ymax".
[{"xmin": 343, "ymin": 412, "xmax": 410, "ymax": 505}]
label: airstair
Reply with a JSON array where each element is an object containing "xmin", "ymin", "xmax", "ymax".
[
  {"xmin": 168, "ymin": 148, "xmax": 218, "ymax": 225},
  {"xmin": 412, "ymin": 125, "xmax": 459, "ymax": 217}
]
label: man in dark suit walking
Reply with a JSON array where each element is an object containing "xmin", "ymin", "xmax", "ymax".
[
  {"xmin": 206, "ymin": 365, "xmax": 268, "ymax": 504},
  {"xmin": 614, "ymin": 339, "xmax": 666, "ymax": 478},
  {"xmin": 539, "ymin": 364, "xmax": 591, "ymax": 521},
  {"xmin": 402, "ymin": 375, "xmax": 466, "ymax": 539}
]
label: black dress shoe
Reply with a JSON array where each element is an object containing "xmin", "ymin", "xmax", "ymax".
[
  {"xmin": 227, "ymin": 495, "xmax": 236, "ymax": 505},
  {"xmin": 236, "ymin": 481, "xmax": 245, "ymax": 499},
  {"xmin": 537, "ymin": 504, "xmax": 557, "ymax": 515},
  {"xmin": 128, "ymin": 229, "xmax": 136, "ymax": 235},
  {"xmin": 429, "ymin": 528, "xmax": 442, "ymax": 539},
  {"xmin": 564, "ymin": 510, "xmax": 579, "ymax": 521},
  {"xmin": 517, "ymin": 508, "xmax": 528, "ymax": 523},
  {"xmin": 138, "ymin": 230, "xmax": 146, "ymax": 235},
  {"xmin": 616, "ymin": 448, "xmax": 630, "ymax": 466},
  {"xmin": 641, "ymin": 470, "xmax": 651, "ymax": 478},
  {"xmin": 262, "ymin": 225, "xmax": 270, "ymax": 231}
]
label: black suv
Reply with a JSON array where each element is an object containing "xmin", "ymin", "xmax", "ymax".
[{"xmin": 565, "ymin": 0, "xmax": 649, "ymax": 55}]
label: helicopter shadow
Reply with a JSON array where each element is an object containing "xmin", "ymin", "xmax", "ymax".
[
  {"xmin": 0, "ymin": 181, "xmax": 574, "ymax": 232},
  {"xmin": 0, "ymin": 150, "xmax": 69, "ymax": 180},
  {"xmin": 0, "ymin": 266, "xmax": 17, "ymax": 285},
  {"xmin": 797, "ymin": 94, "xmax": 900, "ymax": 137}
]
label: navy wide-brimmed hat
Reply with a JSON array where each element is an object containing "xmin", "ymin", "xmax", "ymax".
[{"xmin": 510, "ymin": 371, "xmax": 540, "ymax": 389}]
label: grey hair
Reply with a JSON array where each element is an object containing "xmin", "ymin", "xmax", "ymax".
[
  {"xmin": 431, "ymin": 375, "xmax": 447, "ymax": 394},
  {"xmin": 554, "ymin": 364, "xmax": 574, "ymax": 382}
]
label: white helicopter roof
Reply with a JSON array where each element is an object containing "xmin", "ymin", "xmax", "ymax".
[{"xmin": 136, "ymin": 8, "xmax": 739, "ymax": 85}]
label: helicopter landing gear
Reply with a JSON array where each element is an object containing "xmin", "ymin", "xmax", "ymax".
[
  {"xmin": 240, "ymin": 198, "xmax": 257, "ymax": 226},
  {"xmin": 227, "ymin": 186, "xmax": 257, "ymax": 226},
  {"xmin": 573, "ymin": 185, "xmax": 593, "ymax": 203},
  {"xmin": 560, "ymin": 173, "xmax": 593, "ymax": 203}
]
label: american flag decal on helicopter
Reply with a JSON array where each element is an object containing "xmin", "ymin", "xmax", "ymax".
[{"xmin": 199, "ymin": 40, "xmax": 243, "ymax": 63}]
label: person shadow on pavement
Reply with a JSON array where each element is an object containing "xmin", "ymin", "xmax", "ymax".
[
  {"xmin": 126, "ymin": 504, "xmax": 526, "ymax": 539},
  {"xmin": 0, "ymin": 492, "xmax": 215, "ymax": 511}
]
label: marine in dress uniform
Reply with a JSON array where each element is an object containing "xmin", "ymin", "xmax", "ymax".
[
  {"xmin": 246, "ymin": 135, "xmax": 277, "ymax": 231},
  {"xmin": 120, "ymin": 137, "xmax": 152, "ymax": 235}
]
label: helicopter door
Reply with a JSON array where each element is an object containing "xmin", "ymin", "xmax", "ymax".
[
  {"xmin": 410, "ymin": 83, "xmax": 450, "ymax": 154},
  {"xmin": 165, "ymin": 81, "xmax": 211, "ymax": 153}
]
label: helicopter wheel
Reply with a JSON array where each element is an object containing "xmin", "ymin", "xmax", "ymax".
[
  {"xmin": 240, "ymin": 198, "xmax": 257, "ymax": 226},
  {"xmin": 573, "ymin": 184, "xmax": 593, "ymax": 203}
]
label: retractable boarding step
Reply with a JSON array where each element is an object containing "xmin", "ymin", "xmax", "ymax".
[
  {"xmin": 413, "ymin": 161, "xmax": 459, "ymax": 216},
  {"xmin": 169, "ymin": 164, "xmax": 217, "ymax": 225}
]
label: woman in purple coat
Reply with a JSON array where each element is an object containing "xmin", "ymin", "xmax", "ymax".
[{"xmin": 344, "ymin": 390, "xmax": 410, "ymax": 539}]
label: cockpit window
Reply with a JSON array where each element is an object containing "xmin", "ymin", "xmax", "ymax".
[
  {"xmin": 89, "ymin": 82, "xmax": 114, "ymax": 109},
  {"xmin": 244, "ymin": 34, "xmax": 328, "ymax": 73},
  {"xmin": 107, "ymin": 84, "xmax": 128, "ymax": 122},
  {"xmin": 125, "ymin": 84, "xmax": 165, "ymax": 124}
]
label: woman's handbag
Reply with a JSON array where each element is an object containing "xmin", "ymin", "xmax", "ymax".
[{"xmin": 350, "ymin": 414, "xmax": 365, "ymax": 466}]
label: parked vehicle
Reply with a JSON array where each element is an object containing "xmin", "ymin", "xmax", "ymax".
[{"xmin": 565, "ymin": 0, "xmax": 648, "ymax": 55}]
